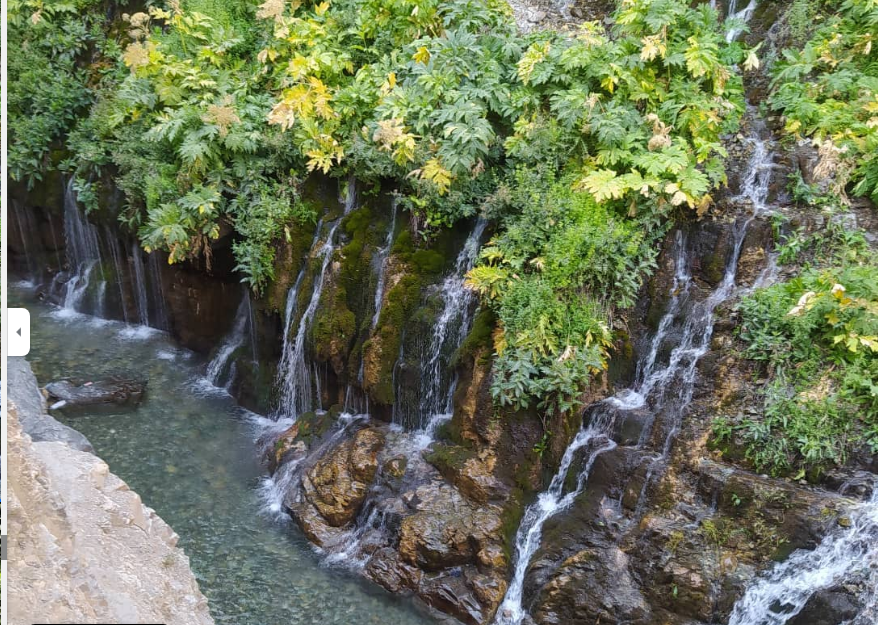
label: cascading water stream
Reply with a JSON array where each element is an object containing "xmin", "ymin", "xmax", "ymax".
[
  {"xmin": 131, "ymin": 242, "xmax": 150, "ymax": 326},
  {"xmin": 342, "ymin": 198, "xmax": 399, "ymax": 414},
  {"xmin": 495, "ymin": 414, "xmax": 618, "ymax": 625},
  {"xmin": 725, "ymin": 0, "xmax": 758, "ymax": 42},
  {"xmin": 412, "ymin": 218, "xmax": 487, "ymax": 435},
  {"xmin": 495, "ymin": 121, "xmax": 776, "ymax": 625},
  {"xmin": 276, "ymin": 180, "xmax": 358, "ymax": 419},
  {"xmin": 61, "ymin": 178, "xmax": 106, "ymax": 315},
  {"xmin": 277, "ymin": 222, "xmax": 340, "ymax": 417},
  {"xmin": 105, "ymin": 228, "xmax": 130, "ymax": 324},
  {"xmin": 729, "ymin": 488, "xmax": 878, "ymax": 625},
  {"xmin": 371, "ymin": 198, "xmax": 399, "ymax": 331},
  {"xmin": 274, "ymin": 220, "xmax": 324, "ymax": 413},
  {"xmin": 11, "ymin": 199, "xmax": 41, "ymax": 281},
  {"xmin": 206, "ymin": 294, "xmax": 253, "ymax": 388},
  {"xmin": 148, "ymin": 252, "xmax": 170, "ymax": 331}
]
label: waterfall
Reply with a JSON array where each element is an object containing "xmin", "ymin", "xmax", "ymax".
[
  {"xmin": 276, "ymin": 181, "xmax": 358, "ymax": 419},
  {"xmin": 105, "ymin": 228, "xmax": 130, "ymax": 324},
  {"xmin": 246, "ymin": 292, "xmax": 258, "ymax": 364},
  {"xmin": 206, "ymin": 294, "xmax": 252, "ymax": 388},
  {"xmin": 729, "ymin": 489, "xmax": 878, "ymax": 625},
  {"xmin": 371, "ymin": 199, "xmax": 398, "ymax": 330},
  {"xmin": 275, "ymin": 219, "xmax": 323, "ymax": 416},
  {"xmin": 726, "ymin": 0, "xmax": 758, "ymax": 42},
  {"xmin": 495, "ymin": 124, "xmax": 776, "ymax": 625},
  {"xmin": 61, "ymin": 179, "xmax": 106, "ymax": 316},
  {"xmin": 277, "ymin": 223, "xmax": 339, "ymax": 416},
  {"xmin": 11, "ymin": 200, "xmax": 41, "ymax": 281},
  {"xmin": 343, "ymin": 198, "xmax": 399, "ymax": 414},
  {"xmin": 394, "ymin": 218, "xmax": 487, "ymax": 432},
  {"xmin": 496, "ymin": 417, "xmax": 618, "ymax": 624},
  {"xmin": 148, "ymin": 252, "xmax": 170, "ymax": 331},
  {"xmin": 131, "ymin": 242, "xmax": 150, "ymax": 326}
]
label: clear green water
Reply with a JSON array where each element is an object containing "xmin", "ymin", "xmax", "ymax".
[{"xmin": 13, "ymin": 287, "xmax": 438, "ymax": 625}]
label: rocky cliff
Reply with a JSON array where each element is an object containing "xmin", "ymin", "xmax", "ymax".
[{"xmin": 7, "ymin": 360, "xmax": 215, "ymax": 625}]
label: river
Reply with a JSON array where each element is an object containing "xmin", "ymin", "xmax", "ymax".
[{"xmin": 11, "ymin": 284, "xmax": 438, "ymax": 625}]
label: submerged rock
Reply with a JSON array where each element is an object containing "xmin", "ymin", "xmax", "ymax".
[
  {"xmin": 8, "ymin": 358, "xmax": 94, "ymax": 451},
  {"xmin": 45, "ymin": 375, "xmax": 146, "ymax": 410}
]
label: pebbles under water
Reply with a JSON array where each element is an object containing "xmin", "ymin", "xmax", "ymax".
[{"xmin": 14, "ymin": 286, "xmax": 437, "ymax": 625}]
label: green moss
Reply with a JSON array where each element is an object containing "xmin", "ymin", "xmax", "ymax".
[
  {"xmin": 312, "ymin": 278, "xmax": 357, "ymax": 366},
  {"xmin": 458, "ymin": 308, "xmax": 496, "ymax": 362},
  {"xmin": 411, "ymin": 249, "xmax": 445, "ymax": 274},
  {"xmin": 368, "ymin": 273, "xmax": 424, "ymax": 404},
  {"xmin": 343, "ymin": 205, "xmax": 374, "ymax": 237},
  {"xmin": 423, "ymin": 443, "xmax": 477, "ymax": 475},
  {"xmin": 265, "ymin": 218, "xmax": 319, "ymax": 313},
  {"xmin": 391, "ymin": 228, "xmax": 415, "ymax": 257},
  {"xmin": 499, "ymin": 489, "xmax": 525, "ymax": 560},
  {"xmin": 294, "ymin": 410, "xmax": 338, "ymax": 444}
]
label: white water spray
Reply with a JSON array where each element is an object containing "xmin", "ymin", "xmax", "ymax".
[
  {"xmin": 206, "ymin": 295, "xmax": 252, "ymax": 388},
  {"xmin": 730, "ymin": 489, "xmax": 878, "ymax": 625}
]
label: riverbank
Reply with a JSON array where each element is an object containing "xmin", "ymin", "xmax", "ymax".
[
  {"xmin": 7, "ymin": 358, "xmax": 214, "ymax": 625},
  {"xmin": 10, "ymin": 285, "xmax": 441, "ymax": 625}
]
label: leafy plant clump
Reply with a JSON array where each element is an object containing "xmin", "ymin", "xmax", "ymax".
[
  {"xmin": 715, "ymin": 256, "xmax": 878, "ymax": 477},
  {"xmin": 8, "ymin": 0, "xmax": 113, "ymax": 185},
  {"xmin": 770, "ymin": 0, "xmax": 878, "ymax": 203}
]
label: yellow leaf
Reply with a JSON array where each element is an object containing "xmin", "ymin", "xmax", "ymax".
[
  {"xmin": 413, "ymin": 46, "xmax": 431, "ymax": 65},
  {"xmin": 743, "ymin": 49, "xmax": 760, "ymax": 71},
  {"xmin": 315, "ymin": 1, "xmax": 330, "ymax": 16},
  {"xmin": 420, "ymin": 158, "xmax": 453, "ymax": 195}
]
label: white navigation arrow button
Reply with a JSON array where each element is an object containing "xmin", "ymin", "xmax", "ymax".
[{"xmin": 9, "ymin": 308, "xmax": 31, "ymax": 356}]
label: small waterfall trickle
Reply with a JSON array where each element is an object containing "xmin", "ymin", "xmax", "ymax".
[
  {"xmin": 61, "ymin": 179, "xmax": 106, "ymax": 316},
  {"xmin": 729, "ymin": 488, "xmax": 878, "ymax": 625},
  {"xmin": 11, "ymin": 199, "xmax": 42, "ymax": 281},
  {"xmin": 148, "ymin": 252, "xmax": 170, "ymax": 331},
  {"xmin": 393, "ymin": 218, "xmax": 487, "ymax": 433},
  {"xmin": 371, "ymin": 199, "xmax": 398, "ymax": 331},
  {"xmin": 496, "ymin": 415, "xmax": 618, "ymax": 625},
  {"xmin": 105, "ymin": 228, "xmax": 130, "ymax": 324},
  {"xmin": 495, "ymin": 122, "xmax": 776, "ymax": 625},
  {"xmin": 278, "ymin": 223, "xmax": 339, "ymax": 416},
  {"xmin": 275, "ymin": 220, "xmax": 324, "ymax": 415},
  {"xmin": 725, "ymin": 0, "xmax": 758, "ymax": 42},
  {"xmin": 131, "ymin": 242, "xmax": 151, "ymax": 326},
  {"xmin": 343, "ymin": 198, "xmax": 399, "ymax": 415},
  {"xmin": 276, "ymin": 182, "xmax": 358, "ymax": 419},
  {"xmin": 206, "ymin": 294, "xmax": 252, "ymax": 388}
]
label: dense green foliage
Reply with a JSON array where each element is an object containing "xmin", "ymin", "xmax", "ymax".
[
  {"xmin": 10, "ymin": 0, "xmax": 751, "ymax": 417},
  {"xmin": 770, "ymin": 0, "xmax": 878, "ymax": 203},
  {"xmin": 465, "ymin": 0, "xmax": 746, "ymax": 409},
  {"xmin": 715, "ymin": 216, "xmax": 878, "ymax": 477},
  {"xmin": 8, "ymin": 0, "xmax": 113, "ymax": 185}
]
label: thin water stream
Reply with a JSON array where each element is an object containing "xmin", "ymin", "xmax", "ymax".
[
  {"xmin": 12, "ymin": 285, "xmax": 437, "ymax": 625},
  {"xmin": 495, "ymin": 117, "xmax": 776, "ymax": 625}
]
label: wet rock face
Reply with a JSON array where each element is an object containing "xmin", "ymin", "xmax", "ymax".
[
  {"xmin": 302, "ymin": 427, "xmax": 385, "ymax": 526},
  {"xmin": 161, "ymin": 261, "xmax": 242, "ymax": 354},
  {"xmin": 45, "ymin": 376, "xmax": 146, "ymax": 410},
  {"xmin": 530, "ymin": 547, "xmax": 649, "ymax": 625},
  {"xmin": 787, "ymin": 586, "xmax": 863, "ymax": 625},
  {"xmin": 398, "ymin": 483, "xmax": 504, "ymax": 570}
]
